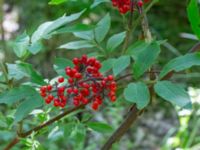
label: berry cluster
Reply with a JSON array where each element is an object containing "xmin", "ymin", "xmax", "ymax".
[
  {"xmin": 111, "ymin": 0, "xmax": 150, "ymax": 14},
  {"xmin": 39, "ymin": 55, "xmax": 117, "ymax": 110}
]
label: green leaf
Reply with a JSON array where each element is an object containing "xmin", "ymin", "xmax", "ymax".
[
  {"xmin": 7, "ymin": 63, "xmax": 27, "ymax": 80},
  {"xmin": 132, "ymin": 41, "xmax": 161, "ymax": 79},
  {"xmin": 106, "ymin": 31, "xmax": 126, "ymax": 52},
  {"xmin": 124, "ymin": 82, "xmax": 150, "ymax": 109},
  {"xmin": 53, "ymin": 58, "xmax": 73, "ymax": 77},
  {"xmin": 31, "ymin": 10, "xmax": 85, "ymax": 43},
  {"xmin": 100, "ymin": 58, "xmax": 116, "ymax": 73},
  {"xmin": 12, "ymin": 32, "xmax": 30, "ymax": 58},
  {"xmin": 154, "ymin": 81, "xmax": 192, "ymax": 109},
  {"xmin": 187, "ymin": 0, "xmax": 200, "ymax": 39},
  {"xmin": 159, "ymin": 53, "xmax": 200, "ymax": 79},
  {"xmin": 28, "ymin": 41, "xmax": 43, "ymax": 55},
  {"xmin": 59, "ymin": 40, "xmax": 94, "ymax": 50},
  {"xmin": 113, "ymin": 56, "xmax": 130, "ymax": 76},
  {"xmin": 126, "ymin": 40, "xmax": 150, "ymax": 56},
  {"xmin": 17, "ymin": 62, "xmax": 46, "ymax": 85},
  {"xmin": 87, "ymin": 122, "xmax": 113, "ymax": 133},
  {"xmin": 48, "ymin": 0, "xmax": 68, "ymax": 5},
  {"xmin": 53, "ymin": 24, "xmax": 96, "ymax": 35},
  {"xmin": 0, "ymin": 85, "xmax": 43, "ymax": 121},
  {"xmin": 90, "ymin": 0, "xmax": 110, "ymax": 9},
  {"xmin": 73, "ymin": 31, "xmax": 94, "ymax": 40},
  {"xmin": 7, "ymin": 62, "xmax": 45, "ymax": 85},
  {"xmin": 15, "ymin": 91, "xmax": 44, "ymax": 122},
  {"xmin": 95, "ymin": 13, "xmax": 111, "ymax": 43}
]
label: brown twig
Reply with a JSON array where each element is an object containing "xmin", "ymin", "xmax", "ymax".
[
  {"xmin": 122, "ymin": 0, "xmax": 135, "ymax": 54},
  {"xmin": 4, "ymin": 104, "xmax": 86, "ymax": 150},
  {"xmin": 4, "ymin": 138, "xmax": 19, "ymax": 150},
  {"xmin": 101, "ymin": 105, "xmax": 141, "ymax": 150}
]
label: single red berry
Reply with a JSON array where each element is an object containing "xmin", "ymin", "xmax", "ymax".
[
  {"xmin": 82, "ymin": 98, "xmax": 89, "ymax": 104},
  {"xmin": 138, "ymin": 0, "xmax": 143, "ymax": 7},
  {"xmin": 58, "ymin": 86, "xmax": 65, "ymax": 93},
  {"xmin": 73, "ymin": 57, "xmax": 79, "ymax": 65},
  {"xmin": 48, "ymin": 95, "xmax": 54, "ymax": 100},
  {"xmin": 40, "ymin": 92, "xmax": 47, "ymax": 97},
  {"xmin": 107, "ymin": 75, "xmax": 114, "ymax": 81},
  {"xmin": 74, "ymin": 73, "xmax": 82, "ymax": 79},
  {"xmin": 81, "ymin": 54, "xmax": 88, "ymax": 63},
  {"xmin": 60, "ymin": 102, "xmax": 66, "ymax": 108},
  {"xmin": 58, "ymin": 77, "xmax": 64, "ymax": 83},
  {"xmin": 110, "ymin": 95, "xmax": 116, "ymax": 102},
  {"xmin": 67, "ymin": 88, "xmax": 73, "ymax": 94},
  {"xmin": 40, "ymin": 86, "xmax": 47, "ymax": 92},
  {"xmin": 73, "ymin": 99, "xmax": 80, "ymax": 106},
  {"xmin": 45, "ymin": 98, "xmax": 52, "ymax": 104},
  {"xmin": 54, "ymin": 98, "xmax": 60, "ymax": 107},
  {"xmin": 68, "ymin": 78, "xmax": 74, "ymax": 84},
  {"xmin": 73, "ymin": 88, "xmax": 79, "ymax": 94},
  {"xmin": 92, "ymin": 102, "xmax": 99, "ymax": 110},
  {"xmin": 47, "ymin": 85, "xmax": 52, "ymax": 91}
]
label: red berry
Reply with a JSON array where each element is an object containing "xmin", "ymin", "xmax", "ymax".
[
  {"xmin": 110, "ymin": 95, "xmax": 116, "ymax": 102},
  {"xmin": 40, "ymin": 92, "xmax": 47, "ymax": 97},
  {"xmin": 81, "ymin": 54, "xmax": 88, "ymax": 63},
  {"xmin": 58, "ymin": 77, "xmax": 64, "ymax": 83},
  {"xmin": 73, "ymin": 99, "xmax": 79, "ymax": 106},
  {"xmin": 40, "ymin": 86, "xmax": 47, "ymax": 92},
  {"xmin": 74, "ymin": 73, "xmax": 82, "ymax": 79},
  {"xmin": 92, "ymin": 102, "xmax": 99, "ymax": 110},
  {"xmin": 138, "ymin": 0, "xmax": 143, "ymax": 7},
  {"xmin": 107, "ymin": 75, "xmax": 114, "ymax": 81},
  {"xmin": 73, "ymin": 57, "xmax": 79, "ymax": 65},
  {"xmin": 82, "ymin": 98, "xmax": 89, "ymax": 104},
  {"xmin": 68, "ymin": 78, "xmax": 74, "ymax": 84},
  {"xmin": 67, "ymin": 88, "xmax": 73, "ymax": 94},
  {"xmin": 48, "ymin": 95, "xmax": 54, "ymax": 100},
  {"xmin": 45, "ymin": 98, "xmax": 52, "ymax": 104},
  {"xmin": 47, "ymin": 85, "xmax": 52, "ymax": 91},
  {"xmin": 54, "ymin": 99, "xmax": 60, "ymax": 107},
  {"xmin": 73, "ymin": 88, "xmax": 79, "ymax": 94}
]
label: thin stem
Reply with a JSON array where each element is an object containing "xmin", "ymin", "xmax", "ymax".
[{"xmin": 122, "ymin": 0, "xmax": 135, "ymax": 54}]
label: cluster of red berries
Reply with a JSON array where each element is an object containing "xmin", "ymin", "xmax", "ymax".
[
  {"xmin": 39, "ymin": 55, "xmax": 117, "ymax": 110},
  {"xmin": 111, "ymin": 0, "xmax": 150, "ymax": 14}
]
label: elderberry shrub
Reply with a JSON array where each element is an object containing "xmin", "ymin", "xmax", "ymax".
[
  {"xmin": 39, "ymin": 55, "xmax": 117, "ymax": 110},
  {"xmin": 111, "ymin": 0, "xmax": 150, "ymax": 14}
]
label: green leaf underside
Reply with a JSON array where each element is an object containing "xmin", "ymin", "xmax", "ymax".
[
  {"xmin": 154, "ymin": 81, "xmax": 192, "ymax": 109},
  {"xmin": 107, "ymin": 31, "xmax": 126, "ymax": 52},
  {"xmin": 54, "ymin": 58, "xmax": 74, "ymax": 77},
  {"xmin": 53, "ymin": 24, "xmax": 96, "ymax": 35},
  {"xmin": 132, "ymin": 42, "xmax": 161, "ymax": 79},
  {"xmin": 94, "ymin": 13, "xmax": 111, "ymax": 43},
  {"xmin": 31, "ymin": 10, "xmax": 85, "ymax": 43},
  {"xmin": 90, "ymin": 0, "xmax": 110, "ymax": 9},
  {"xmin": 113, "ymin": 56, "xmax": 130, "ymax": 76},
  {"xmin": 87, "ymin": 122, "xmax": 113, "ymax": 133},
  {"xmin": 159, "ymin": 53, "xmax": 200, "ymax": 79},
  {"xmin": 124, "ymin": 82, "xmax": 150, "ymax": 109},
  {"xmin": 59, "ymin": 40, "xmax": 94, "ymax": 49},
  {"xmin": 187, "ymin": 0, "xmax": 200, "ymax": 39},
  {"xmin": 12, "ymin": 32, "xmax": 30, "ymax": 58},
  {"xmin": 0, "ymin": 85, "xmax": 43, "ymax": 121}
]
